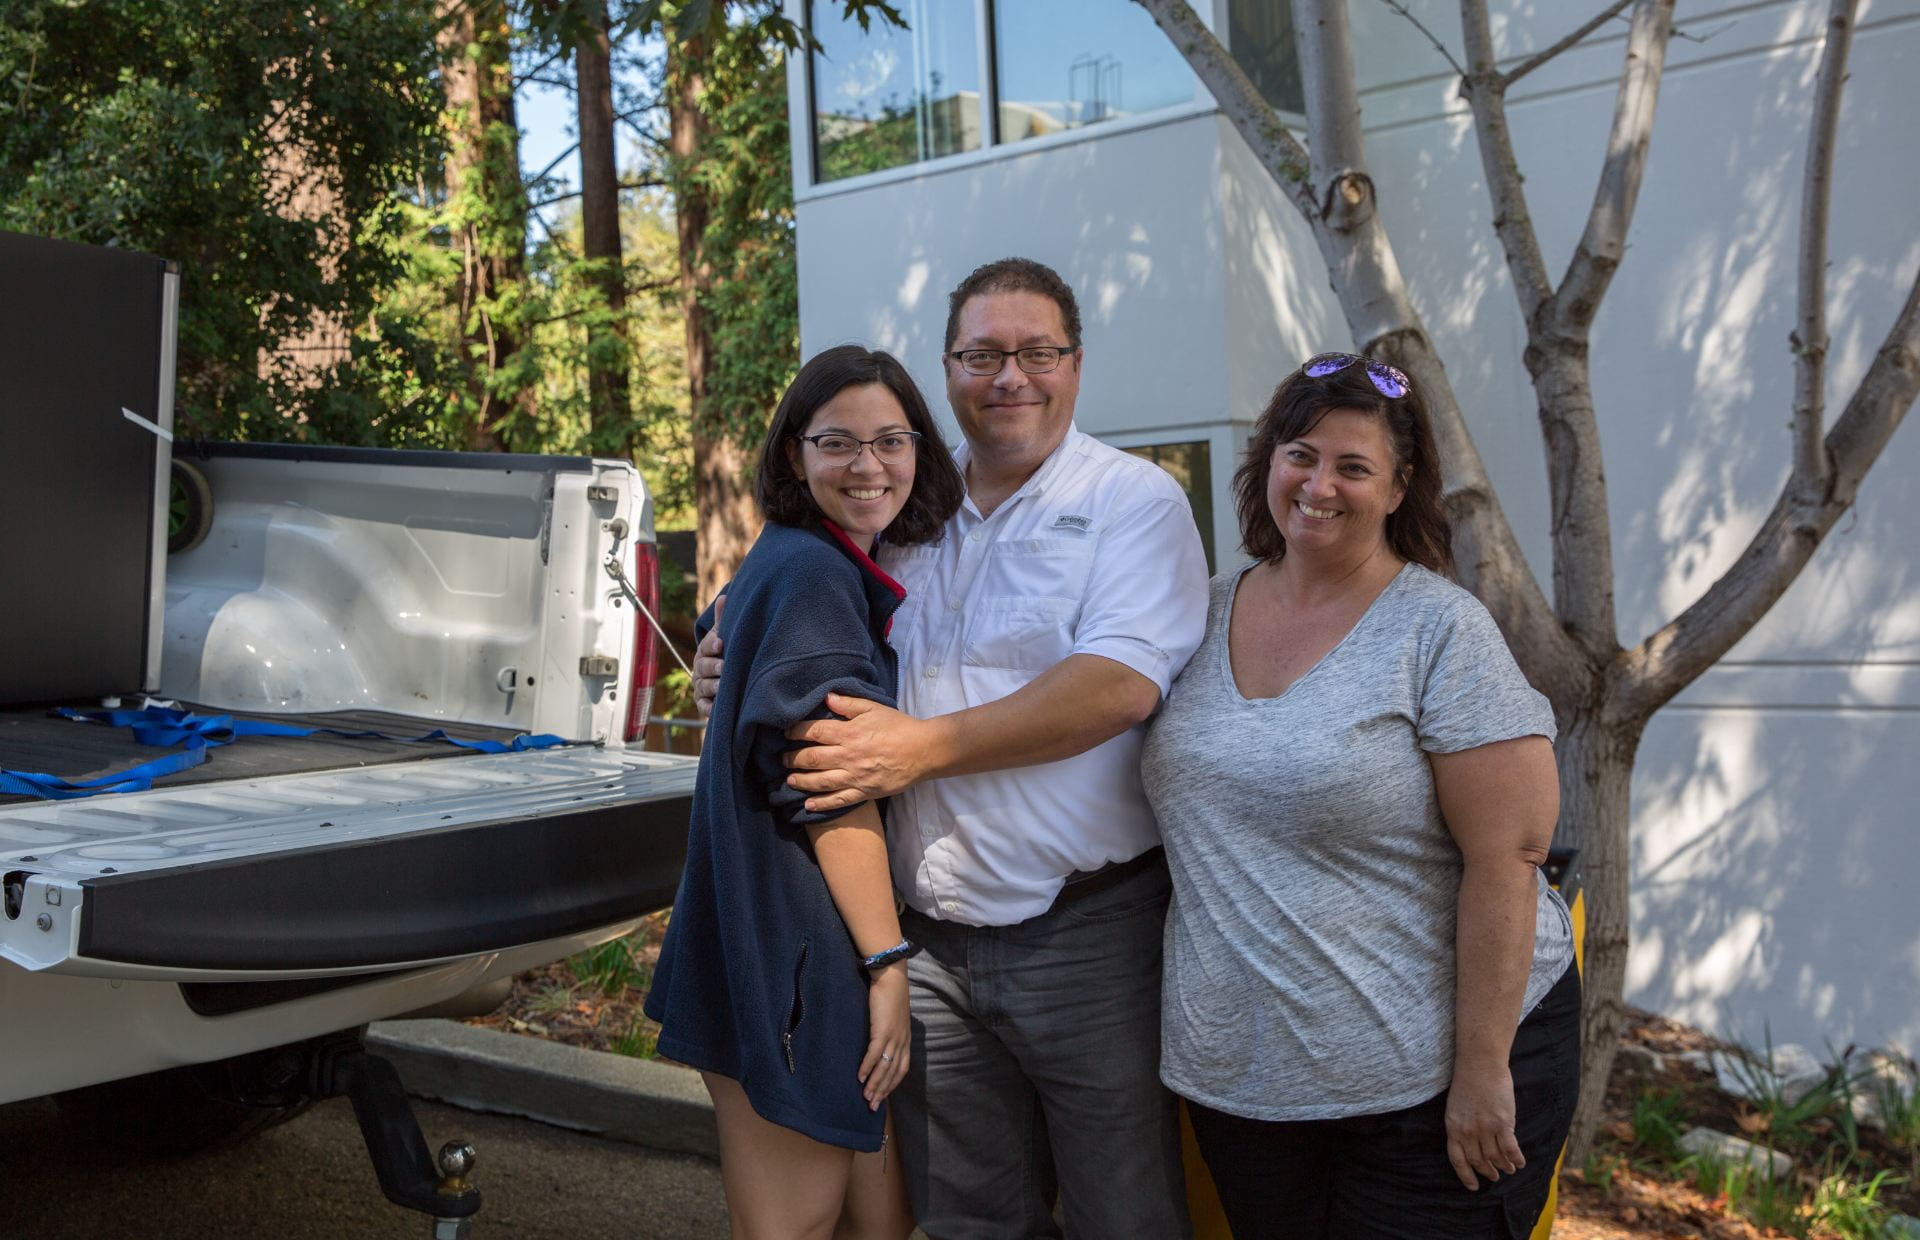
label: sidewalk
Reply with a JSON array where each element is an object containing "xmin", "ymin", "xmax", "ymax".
[{"xmin": 368, "ymin": 1018, "xmax": 719, "ymax": 1161}]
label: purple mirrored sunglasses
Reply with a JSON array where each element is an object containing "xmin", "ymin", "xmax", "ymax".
[{"xmin": 1302, "ymin": 352, "xmax": 1412, "ymax": 399}]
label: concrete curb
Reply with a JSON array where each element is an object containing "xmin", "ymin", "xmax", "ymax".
[{"xmin": 368, "ymin": 1019, "xmax": 718, "ymax": 1162}]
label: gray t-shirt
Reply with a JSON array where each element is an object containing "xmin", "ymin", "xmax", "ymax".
[{"xmin": 1140, "ymin": 562, "xmax": 1573, "ymax": 1121}]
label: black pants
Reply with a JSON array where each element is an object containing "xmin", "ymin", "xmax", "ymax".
[{"xmin": 1186, "ymin": 965, "xmax": 1580, "ymax": 1240}]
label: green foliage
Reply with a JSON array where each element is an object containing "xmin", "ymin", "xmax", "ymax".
[
  {"xmin": 687, "ymin": 21, "xmax": 800, "ymax": 451},
  {"xmin": 1808, "ymin": 1165, "xmax": 1903, "ymax": 1239},
  {"xmin": 1582, "ymin": 1150, "xmax": 1625, "ymax": 1194},
  {"xmin": 1613, "ymin": 1068, "xmax": 1917, "ymax": 1239},
  {"xmin": 610, "ymin": 1019, "xmax": 660, "ymax": 1058},
  {"xmin": 629, "ymin": 0, "xmax": 904, "ymax": 48},
  {"xmin": 570, "ymin": 932, "xmax": 653, "ymax": 997},
  {"xmin": 1685, "ymin": 1154, "xmax": 1804, "ymax": 1233},
  {"xmin": 1720, "ymin": 1037, "xmax": 1858, "ymax": 1157},
  {"xmin": 0, "ymin": 0, "xmax": 445, "ymax": 442},
  {"xmin": 1630, "ymin": 1087, "xmax": 1687, "ymax": 1163},
  {"xmin": 1875, "ymin": 1076, "xmax": 1920, "ymax": 1151},
  {"xmin": 815, "ymin": 97, "xmax": 921, "ymax": 183}
]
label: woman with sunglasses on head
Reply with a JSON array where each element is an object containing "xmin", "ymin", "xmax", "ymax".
[
  {"xmin": 644, "ymin": 345, "xmax": 963, "ymax": 1240},
  {"xmin": 1141, "ymin": 354, "xmax": 1579, "ymax": 1238}
]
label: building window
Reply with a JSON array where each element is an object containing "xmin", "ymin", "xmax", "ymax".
[
  {"xmin": 993, "ymin": 1, "xmax": 1195, "ymax": 144},
  {"xmin": 1125, "ymin": 440, "xmax": 1215, "ymax": 573},
  {"xmin": 810, "ymin": 0, "xmax": 985, "ymax": 183},
  {"xmin": 1229, "ymin": 0, "xmax": 1304, "ymax": 115}
]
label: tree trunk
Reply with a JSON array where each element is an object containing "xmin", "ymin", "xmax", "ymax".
[
  {"xmin": 576, "ymin": 0, "xmax": 630, "ymax": 441},
  {"xmin": 1554, "ymin": 700, "xmax": 1645, "ymax": 1164},
  {"xmin": 670, "ymin": 34, "xmax": 760, "ymax": 603},
  {"xmin": 438, "ymin": 0, "xmax": 530, "ymax": 452}
]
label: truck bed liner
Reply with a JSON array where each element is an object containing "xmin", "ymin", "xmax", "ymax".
[{"xmin": 0, "ymin": 704, "xmax": 524, "ymax": 806}]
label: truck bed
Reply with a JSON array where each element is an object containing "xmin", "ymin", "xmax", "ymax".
[{"xmin": 0, "ymin": 703, "xmax": 524, "ymax": 806}]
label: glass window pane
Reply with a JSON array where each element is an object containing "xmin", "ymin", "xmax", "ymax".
[
  {"xmin": 1124, "ymin": 441, "xmax": 1215, "ymax": 573},
  {"xmin": 810, "ymin": 0, "xmax": 984, "ymax": 183},
  {"xmin": 1229, "ymin": 0, "xmax": 1304, "ymax": 115},
  {"xmin": 993, "ymin": 0, "xmax": 1194, "ymax": 143}
]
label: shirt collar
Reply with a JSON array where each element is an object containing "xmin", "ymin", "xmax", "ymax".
[
  {"xmin": 819, "ymin": 519, "xmax": 908, "ymax": 636},
  {"xmin": 954, "ymin": 425, "xmax": 1082, "ymax": 518}
]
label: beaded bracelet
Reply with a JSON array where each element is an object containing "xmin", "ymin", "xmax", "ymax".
[{"xmin": 861, "ymin": 939, "xmax": 920, "ymax": 970}]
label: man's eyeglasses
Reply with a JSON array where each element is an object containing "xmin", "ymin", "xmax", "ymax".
[
  {"xmin": 1303, "ymin": 352, "xmax": 1412, "ymax": 400},
  {"xmin": 945, "ymin": 346, "xmax": 1076, "ymax": 376},
  {"xmin": 798, "ymin": 431, "xmax": 924, "ymax": 464}
]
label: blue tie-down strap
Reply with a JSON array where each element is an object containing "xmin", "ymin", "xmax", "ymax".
[{"xmin": 0, "ymin": 707, "xmax": 568, "ymax": 801}]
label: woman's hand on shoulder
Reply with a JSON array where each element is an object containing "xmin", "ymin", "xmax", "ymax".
[
  {"xmin": 859, "ymin": 962, "xmax": 911, "ymax": 1110},
  {"xmin": 1444, "ymin": 1059, "xmax": 1523, "ymax": 1191}
]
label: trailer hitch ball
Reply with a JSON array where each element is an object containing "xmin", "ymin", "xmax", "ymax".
[
  {"xmin": 432, "ymin": 1141, "xmax": 478, "ymax": 1238},
  {"xmin": 437, "ymin": 1140, "xmax": 477, "ymax": 1195}
]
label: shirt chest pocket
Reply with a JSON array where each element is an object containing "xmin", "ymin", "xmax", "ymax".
[{"xmin": 961, "ymin": 539, "xmax": 1091, "ymax": 671}]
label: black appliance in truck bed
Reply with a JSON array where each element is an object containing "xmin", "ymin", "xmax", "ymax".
[{"xmin": 0, "ymin": 231, "xmax": 178, "ymax": 706}]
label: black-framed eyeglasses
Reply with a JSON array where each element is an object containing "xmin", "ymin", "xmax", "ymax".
[
  {"xmin": 1303, "ymin": 352, "xmax": 1412, "ymax": 399},
  {"xmin": 944, "ymin": 345, "xmax": 1077, "ymax": 376},
  {"xmin": 797, "ymin": 431, "xmax": 924, "ymax": 464}
]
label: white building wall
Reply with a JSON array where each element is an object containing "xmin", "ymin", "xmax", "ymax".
[
  {"xmin": 794, "ymin": 109, "xmax": 1245, "ymax": 561},
  {"xmin": 788, "ymin": 0, "xmax": 1920, "ymax": 1052},
  {"xmin": 1336, "ymin": 0, "xmax": 1920, "ymax": 1052}
]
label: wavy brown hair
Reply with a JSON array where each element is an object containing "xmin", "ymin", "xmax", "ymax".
[
  {"xmin": 1232, "ymin": 360, "xmax": 1454, "ymax": 574},
  {"xmin": 754, "ymin": 345, "xmax": 963, "ymax": 547}
]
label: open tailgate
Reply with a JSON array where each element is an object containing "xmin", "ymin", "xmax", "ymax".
[{"xmin": 0, "ymin": 746, "xmax": 695, "ymax": 981}]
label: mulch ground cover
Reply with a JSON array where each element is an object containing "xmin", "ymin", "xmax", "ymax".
[{"xmin": 472, "ymin": 939, "xmax": 1912, "ymax": 1238}]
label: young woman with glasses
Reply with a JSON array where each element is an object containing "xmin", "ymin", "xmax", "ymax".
[{"xmin": 645, "ymin": 345, "xmax": 964, "ymax": 1240}]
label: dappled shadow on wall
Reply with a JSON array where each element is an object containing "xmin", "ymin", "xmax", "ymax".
[{"xmin": 1626, "ymin": 700, "xmax": 1920, "ymax": 1053}]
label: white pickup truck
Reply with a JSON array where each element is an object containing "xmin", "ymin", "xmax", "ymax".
[{"xmin": 0, "ymin": 231, "xmax": 697, "ymax": 1226}]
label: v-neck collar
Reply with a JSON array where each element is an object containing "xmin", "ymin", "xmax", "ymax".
[{"xmin": 1220, "ymin": 560, "xmax": 1414, "ymax": 705}]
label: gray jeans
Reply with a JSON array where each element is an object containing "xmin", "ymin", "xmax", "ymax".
[{"xmin": 894, "ymin": 860, "xmax": 1191, "ymax": 1240}]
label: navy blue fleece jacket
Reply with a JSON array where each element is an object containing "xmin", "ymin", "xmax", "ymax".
[{"xmin": 643, "ymin": 519, "xmax": 904, "ymax": 1150}]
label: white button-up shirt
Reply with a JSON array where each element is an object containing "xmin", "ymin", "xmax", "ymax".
[{"xmin": 877, "ymin": 428, "xmax": 1210, "ymax": 925}]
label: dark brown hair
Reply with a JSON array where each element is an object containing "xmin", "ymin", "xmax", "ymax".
[
  {"xmin": 943, "ymin": 256, "xmax": 1083, "ymax": 351},
  {"xmin": 1232, "ymin": 359, "xmax": 1454, "ymax": 573},
  {"xmin": 754, "ymin": 345, "xmax": 963, "ymax": 546}
]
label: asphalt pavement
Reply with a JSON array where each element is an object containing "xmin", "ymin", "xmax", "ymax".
[
  {"xmin": 0, "ymin": 1091, "xmax": 730, "ymax": 1239},
  {"xmin": 0, "ymin": 1019, "xmax": 737, "ymax": 1239}
]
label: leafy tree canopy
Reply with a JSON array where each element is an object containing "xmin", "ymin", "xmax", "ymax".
[{"xmin": 0, "ymin": 0, "xmax": 445, "ymax": 442}]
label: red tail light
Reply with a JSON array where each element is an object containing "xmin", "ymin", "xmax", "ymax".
[{"xmin": 623, "ymin": 540, "xmax": 661, "ymax": 743}]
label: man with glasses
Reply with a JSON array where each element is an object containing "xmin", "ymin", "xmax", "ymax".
[{"xmin": 697, "ymin": 257, "xmax": 1207, "ymax": 1238}]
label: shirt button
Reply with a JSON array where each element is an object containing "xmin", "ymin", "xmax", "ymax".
[
  {"xmin": 924, "ymin": 665, "xmax": 940, "ymax": 678},
  {"xmin": 947, "ymin": 599, "xmax": 961, "ymax": 611},
  {"xmin": 943, "ymin": 901, "xmax": 959, "ymax": 913},
  {"xmin": 967, "ymin": 531, "xmax": 982, "ymax": 542}
]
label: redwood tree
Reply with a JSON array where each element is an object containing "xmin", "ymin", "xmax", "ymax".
[{"xmin": 438, "ymin": 0, "xmax": 534, "ymax": 450}]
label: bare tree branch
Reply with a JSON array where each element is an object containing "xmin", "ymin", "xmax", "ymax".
[
  {"xmin": 1625, "ymin": 266, "xmax": 1920, "ymax": 716},
  {"xmin": 1504, "ymin": 0, "xmax": 1635, "ymax": 87},
  {"xmin": 532, "ymin": 177, "xmax": 667, "ymax": 209},
  {"xmin": 515, "ymin": 46, "xmax": 571, "ymax": 86},
  {"xmin": 1374, "ymin": 0, "xmax": 1464, "ymax": 78},
  {"xmin": 1792, "ymin": 0, "xmax": 1855, "ymax": 492},
  {"xmin": 1133, "ymin": 0, "xmax": 1581, "ymax": 695},
  {"xmin": 1296, "ymin": 0, "xmax": 1374, "ymax": 230},
  {"xmin": 1554, "ymin": 0, "xmax": 1674, "ymax": 333},
  {"xmin": 1458, "ymin": 0, "xmax": 1554, "ymax": 322},
  {"xmin": 531, "ymin": 141, "xmax": 582, "ymax": 186}
]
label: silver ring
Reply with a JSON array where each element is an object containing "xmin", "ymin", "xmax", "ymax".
[{"xmin": 880, "ymin": 1052, "xmax": 894, "ymax": 1062}]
